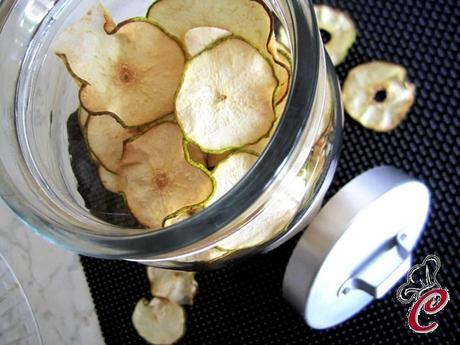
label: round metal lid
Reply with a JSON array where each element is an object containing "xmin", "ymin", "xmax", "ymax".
[{"xmin": 283, "ymin": 166, "xmax": 431, "ymax": 329}]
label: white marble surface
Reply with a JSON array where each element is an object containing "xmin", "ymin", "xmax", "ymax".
[{"xmin": 0, "ymin": 201, "xmax": 105, "ymax": 345}]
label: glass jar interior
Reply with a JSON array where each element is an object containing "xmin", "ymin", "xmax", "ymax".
[{"xmin": 0, "ymin": 0, "xmax": 327, "ymax": 264}]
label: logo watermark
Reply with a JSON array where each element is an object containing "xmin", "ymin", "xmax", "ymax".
[{"xmin": 396, "ymin": 255, "xmax": 450, "ymax": 333}]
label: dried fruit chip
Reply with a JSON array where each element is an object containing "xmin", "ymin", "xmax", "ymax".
[
  {"xmin": 176, "ymin": 37, "xmax": 277, "ymax": 152},
  {"xmin": 98, "ymin": 165, "xmax": 121, "ymax": 193},
  {"xmin": 342, "ymin": 61, "xmax": 416, "ymax": 131},
  {"xmin": 206, "ymin": 152, "xmax": 231, "ymax": 170},
  {"xmin": 207, "ymin": 152, "xmax": 258, "ymax": 205},
  {"xmin": 184, "ymin": 26, "xmax": 231, "ymax": 56},
  {"xmin": 118, "ymin": 122, "xmax": 213, "ymax": 229},
  {"xmin": 244, "ymin": 96, "xmax": 288, "ymax": 154},
  {"xmin": 147, "ymin": 267, "xmax": 198, "ymax": 305},
  {"xmin": 147, "ymin": 0, "xmax": 288, "ymax": 103},
  {"xmin": 87, "ymin": 114, "xmax": 139, "ymax": 172},
  {"xmin": 216, "ymin": 175, "xmax": 304, "ymax": 251},
  {"xmin": 186, "ymin": 142, "xmax": 207, "ymax": 167},
  {"xmin": 78, "ymin": 107, "xmax": 89, "ymax": 130},
  {"xmin": 163, "ymin": 209, "xmax": 193, "ymax": 227},
  {"xmin": 314, "ymin": 5, "xmax": 356, "ymax": 66},
  {"xmin": 132, "ymin": 298, "xmax": 185, "ymax": 345},
  {"xmin": 147, "ymin": 0, "xmax": 271, "ymax": 53},
  {"xmin": 53, "ymin": 5, "xmax": 185, "ymax": 126}
]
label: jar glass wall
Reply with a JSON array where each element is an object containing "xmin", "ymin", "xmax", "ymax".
[{"xmin": 0, "ymin": 0, "xmax": 342, "ymax": 269}]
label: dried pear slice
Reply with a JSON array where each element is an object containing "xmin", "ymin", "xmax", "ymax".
[
  {"xmin": 147, "ymin": 0, "xmax": 288, "ymax": 103},
  {"xmin": 184, "ymin": 26, "xmax": 231, "ymax": 57},
  {"xmin": 207, "ymin": 152, "xmax": 258, "ymax": 205},
  {"xmin": 53, "ymin": 5, "xmax": 185, "ymax": 126},
  {"xmin": 176, "ymin": 37, "xmax": 277, "ymax": 152},
  {"xmin": 87, "ymin": 114, "xmax": 139, "ymax": 172},
  {"xmin": 244, "ymin": 96, "xmax": 288, "ymax": 154},
  {"xmin": 132, "ymin": 298, "xmax": 185, "ymax": 345},
  {"xmin": 206, "ymin": 152, "xmax": 231, "ymax": 170},
  {"xmin": 314, "ymin": 5, "xmax": 356, "ymax": 66},
  {"xmin": 78, "ymin": 107, "xmax": 89, "ymax": 131},
  {"xmin": 147, "ymin": 268, "xmax": 197, "ymax": 305},
  {"xmin": 118, "ymin": 122, "xmax": 213, "ymax": 229},
  {"xmin": 342, "ymin": 61, "xmax": 416, "ymax": 131},
  {"xmin": 98, "ymin": 166, "xmax": 121, "ymax": 193},
  {"xmin": 187, "ymin": 142, "xmax": 207, "ymax": 167},
  {"xmin": 147, "ymin": 0, "xmax": 272, "ymax": 53},
  {"xmin": 163, "ymin": 209, "xmax": 193, "ymax": 227}
]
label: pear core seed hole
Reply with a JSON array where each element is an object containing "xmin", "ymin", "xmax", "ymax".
[
  {"xmin": 320, "ymin": 29, "xmax": 332, "ymax": 44},
  {"xmin": 119, "ymin": 63, "xmax": 135, "ymax": 83},
  {"xmin": 154, "ymin": 172, "xmax": 169, "ymax": 190},
  {"xmin": 374, "ymin": 89, "xmax": 387, "ymax": 103},
  {"xmin": 216, "ymin": 93, "xmax": 227, "ymax": 102}
]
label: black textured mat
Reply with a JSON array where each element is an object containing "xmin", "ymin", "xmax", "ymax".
[{"xmin": 79, "ymin": 0, "xmax": 460, "ymax": 344}]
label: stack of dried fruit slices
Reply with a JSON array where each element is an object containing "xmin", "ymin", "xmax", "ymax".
[{"xmin": 54, "ymin": 0, "xmax": 292, "ymax": 231}]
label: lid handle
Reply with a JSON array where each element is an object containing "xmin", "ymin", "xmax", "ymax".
[{"xmin": 338, "ymin": 231, "xmax": 412, "ymax": 299}]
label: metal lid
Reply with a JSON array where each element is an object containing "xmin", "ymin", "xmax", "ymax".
[{"xmin": 283, "ymin": 166, "xmax": 431, "ymax": 329}]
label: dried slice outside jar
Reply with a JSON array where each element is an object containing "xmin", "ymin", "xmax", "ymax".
[
  {"xmin": 147, "ymin": 267, "xmax": 198, "ymax": 305},
  {"xmin": 53, "ymin": 5, "xmax": 185, "ymax": 126},
  {"xmin": 176, "ymin": 37, "xmax": 277, "ymax": 152},
  {"xmin": 147, "ymin": 0, "xmax": 289, "ymax": 103},
  {"xmin": 342, "ymin": 61, "xmax": 416, "ymax": 131},
  {"xmin": 118, "ymin": 122, "xmax": 214, "ymax": 229},
  {"xmin": 314, "ymin": 5, "xmax": 356, "ymax": 66},
  {"xmin": 132, "ymin": 298, "xmax": 185, "ymax": 345}
]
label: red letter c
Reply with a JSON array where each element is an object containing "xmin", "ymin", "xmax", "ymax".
[{"xmin": 408, "ymin": 288, "xmax": 450, "ymax": 333}]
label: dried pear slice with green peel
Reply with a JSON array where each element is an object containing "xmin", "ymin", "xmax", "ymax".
[
  {"xmin": 147, "ymin": 0, "xmax": 288, "ymax": 103},
  {"xmin": 187, "ymin": 142, "xmax": 207, "ymax": 167},
  {"xmin": 314, "ymin": 5, "xmax": 356, "ymax": 66},
  {"xmin": 207, "ymin": 152, "xmax": 258, "ymax": 205},
  {"xmin": 98, "ymin": 166, "xmax": 121, "ymax": 194},
  {"xmin": 244, "ymin": 96, "xmax": 288, "ymax": 154},
  {"xmin": 87, "ymin": 114, "xmax": 139, "ymax": 172},
  {"xmin": 118, "ymin": 122, "xmax": 213, "ymax": 229},
  {"xmin": 53, "ymin": 5, "xmax": 185, "ymax": 126},
  {"xmin": 342, "ymin": 61, "xmax": 416, "ymax": 131},
  {"xmin": 132, "ymin": 298, "xmax": 185, "ymax": 345},
  {"xmin": 206, "ymin": 152, "xmax": 231, "ymax": 170},
  {"xmin": 176, "ymin": 37, "xmax": 277, "ymax": 152},
  {"xmin": 78, "ymin": 107, "xmax": 89, "ymax": 131},
  {"xmin": 147, "ymin": 268, "xmax": 197, "ymax": 305},
  {"xmin": 184, "ymin": 26, "xmax": 231, "ymax": 57}
]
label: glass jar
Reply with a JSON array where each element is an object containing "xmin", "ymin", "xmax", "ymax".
[{"xmin": 0, "ymin": 0, "xmax": 343, "ymax": 269}]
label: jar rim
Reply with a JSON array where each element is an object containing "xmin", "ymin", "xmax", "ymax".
[{"xmin": 3, "ymin": 0, "xmax": 322, "ymax": 259}]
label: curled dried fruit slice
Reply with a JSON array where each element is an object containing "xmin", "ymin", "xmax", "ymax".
[
  {"xmin": 118, "ymin": 122, "xmax": 213, "ymax": 229},
  {"xmin": 87, "ymin": 114, "xmax": 139, "ymax": 172},
  {"xmin": 132, "ymin": 298, "xmax": 185, "ymax": 345},
  {"xmin": 176, "ymin": 37, "xmax": 277, "ymax": 152},
  {"xmin": 98, "ymin": 166, "xmax": 121, "ymax": 194},
  {"xmin": 53, "ymin": 5, "xmax": 185, "ymax": 126},
  {"xmin": 147, "ymin": 267, "xmax": 198, "ymax": 305},
  {"xmin": 78, "ymin": 107, "xmax": 89, "ymax": 130},
  {"xmin": 244, "ymin": 96, "xmax": 288, "ymax": 154},
  {"xmin": 314, "ymin": 5, "xmax": 356, "ymax": 66},
  {"xmin": 186, "ymin": 142, "xmax": 207, "ymax": 167},
  {"xmin": 206, "ymin": 152, "xmax": 231, "ymax": 170},
  {"xmin": 342, "ymin": 61, "xmax": 416, "ymax": 131},
  {"xmin": 184, "ymin": 26, "xmax": 231, "ymax": 56},
  {"xmin": 208, "ymin": 152, "xmax": 258, "ymax": 205},
  {"xmin": 147, "ymin": 0, "xmax": 288, "ymax": 103},
  {"xmin": 147, "ymin": 0, "xmax": 272, "ymax": 53}
]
